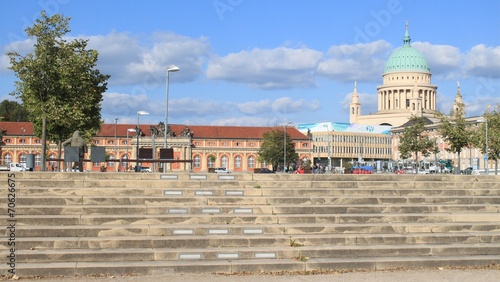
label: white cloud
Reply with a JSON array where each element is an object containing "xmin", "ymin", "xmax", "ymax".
[
  {"xmin": 87, "ymin": 31, "xmax": 210, "ymax": 86},
  {"xmin": 463, "ymin": 44, "xmax": 500, "ymax": 78},
  {"xmin": 206, "ymin": 46, "xmax": 323, "ymax": 89},
  {"xmin": 236, "ymin": 99, "xmax": 272, "ymax": 115},
  {"xmin": 317, "ymin": 40, "xmax": 391, "ymax": 83},
  {"xmin": 412, "ymin": 42, "xmax": 463, "ymax": 79}
]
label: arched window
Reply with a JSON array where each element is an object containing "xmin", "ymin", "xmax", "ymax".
[
  {"xmin": 193, "ymin": 155, "xmax": 201, "ymax": 168},
  {"xmin": 121, "ymin": 155, "xmax": 129, "ymax": 171},
  {"xmin": 235, "ymin": 156, "xmax": 242, "ymax": 168},
  {"xmin": 49, "ymin": 153, "xmax": 57, "ymax": 167},
  {"xmin": 221, "ymin": 155, "xmax": 228, "ymax": 168},
  {"xmin": 4, "ymin": 153, "xmax": 12, "ymax": 165},
  {"xmin": 35, "ymin": 154, "xmax": 41, "ymax": 167},
  {"xmin": 248, "ymin": 156, "xmax": 255, "ymax": 168},
  {"xmin": 208, "ymin": 156, "xmax": 215, "ymax": 168},
  {"xmin": 20, "ymin": 153, "xmax": 26, "ymax": 164},
  {"xmin": 108, "ymin": 155, "xmax": 115, "ymax": 167}
]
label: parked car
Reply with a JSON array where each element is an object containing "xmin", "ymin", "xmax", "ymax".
[
  {"xmin": 460, "ymin": 167, "xmax": 473, "ymax": 175},
  {"xmin": 140, "ymin": 166, "xmax": 152, "ymax": 173},
  {"xmin": 259, "ymin": 168, "xmax": 275, "ymax": 173},
  {"xmin": 215, "ymin": 167, "xmax": 230, "ymax": 173},
  {"xmin": 352, "ymin": 168, "xmax": 373, "ymax": 174}
]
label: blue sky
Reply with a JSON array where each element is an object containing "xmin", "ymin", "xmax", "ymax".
[{"xmin": 1, "ymin": 0, "xmax": 499, "ymax": 127}]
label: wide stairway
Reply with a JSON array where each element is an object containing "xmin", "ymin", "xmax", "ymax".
[{"xmin": 1, "ymin": 172, "xmax": 500, "ymax": 277}]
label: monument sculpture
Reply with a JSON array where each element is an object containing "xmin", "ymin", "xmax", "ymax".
[{"xmin": 62, "ymin": 130, "xmax": 88, "ymax": 172}]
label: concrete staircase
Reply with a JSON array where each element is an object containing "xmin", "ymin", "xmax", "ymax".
[{"xmin": 1, "ymin": 172, "xmax": 500, "ymax": 277}]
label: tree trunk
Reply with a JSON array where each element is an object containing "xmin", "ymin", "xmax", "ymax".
[
  {"xmin": 456, "ymin": 151, "xmax": 461, "ymax": 174},
  {"xmin": 41, "ymin": 116, "xmax": 47, "ymax": 171}
]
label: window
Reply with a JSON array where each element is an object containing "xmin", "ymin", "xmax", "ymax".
[
  {"xmin": 49, "ymin": 153, "xmax": 56, "ymax": 167},
  {"xmin": 209, "ymin": 142, "xmax": 214, "ymax": 146},
  {"xmin": 94, "ymin": 140, "xmax": 99, "ymax": 145},
  {"xmin": 5, "ymin": 139, "xmax": 11, "ymax": 143},
  {"xmin": 208, "ymin": 156, "xmax": 215, "ymax": 168},
  {"xmin": 249, "ymin": 142, "xmax": 254, "ymax": 147},
  {"xmin": 35, "ymin": 139, "xmax": 41, "ymax": 144},
  {"xmin": 235, "ymin": 156, "xmax": 242, "ymax": 168},
  {"xmin": 123, "ymin": 140, "xmax": 128, "ymax": 145},
  {"xmin": 4, "ymin": 153, "xmax": 12, "ymax": 165},
  {"xmin": 108, "ymin": 155, "xmax": 115, "ymax": 167},
  {"xmin": 221, "ymin": 156, "xmax": 228, "ymax": 168},
  {"xmin": 20, "ymin": 139, "xmax": 26, "ymax": 144},
  {"xmin": 20, "ymin": 153, "xmax": 26, "ymax": 164},
  {"xmin": 121, "ymin": 155, "xmax": 129, "ymax": 171},
  {"xmin": 108, "ymin": 140, "xmax": 114, "ymax": 145},
  {"xmin": 248, "ymin": 156, "xmax": 255, "ymax": 168},
  {"xmin": 193, "ymin": 155, "xmax": 201, "ymax": 168},
  {"xmin": 35, "ymin": 154, "xmax": 41, "ymax": 167}
]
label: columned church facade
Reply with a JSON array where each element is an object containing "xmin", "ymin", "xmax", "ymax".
[{"xmin": 350, "ymin": 23, "xmax": 439, "ymax": 127}]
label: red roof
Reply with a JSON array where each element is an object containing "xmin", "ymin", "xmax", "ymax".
[
  {"xmin": 0, "ymin": 122, "xmax": 33, "ymax": 135},
  {"xmin": 0, "ymin": 122, "xmax": 309, "ymax": 140}
]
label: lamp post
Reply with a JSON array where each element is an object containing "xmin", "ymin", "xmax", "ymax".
[
  {"xmin": 21, "ymin": 127, "xmax": 25, "ymax": 165},
  {"xmin": 322, "ymin": 124, "xmax": 331, "ymax": 172},
  {"xmin": 136, "ymin": 111, "xmax": 149, "ymax": 172},
  {"xmin": 126, "ymin": 128, "xmax": 136, "ymax": 171},
  {"xmin": 164, "ymin": 65, "xmax": 180, "ymax": 173},
  {"xmin": 114, "ymin": 117, "xmax": 118, "ymax": 171},
  {"xmin": 477, "ymin": 118, "xmax": 488, "ymax": 175},
  {"xmin": 283, "ymin": 121, "xmax": 291, "ymax": 173}
]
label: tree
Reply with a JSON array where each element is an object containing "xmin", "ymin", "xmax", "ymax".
[
  {"xmin": 7, "ymin": 11, "xmax": 109, "ymax": 171},
  {"xmin": 436, "ymin": 103, "xmax": 473, "ymax": 174},
  {"xmin": 0, "ymin": 100, "xmax": 29, "ymax": 121},
  {"xmin": 471, "ymin": 104, "xmax": 500, "ymax": 175},
  {"xmin": 258, "ymin": 130, "xmax": 298, "ymax": 171},
  {"xmin": 397, "ymin": 116, "xmax": 437, "ymax": 168}
]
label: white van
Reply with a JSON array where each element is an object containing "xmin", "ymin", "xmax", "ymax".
[{"xmin": 9, "ymin": 163, "xmax": 26, "ymax": 172}]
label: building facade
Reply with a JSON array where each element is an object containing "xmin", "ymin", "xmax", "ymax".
[{"xmin": 0, "ymin": 122, "xmax": 311, "ymax": 172}]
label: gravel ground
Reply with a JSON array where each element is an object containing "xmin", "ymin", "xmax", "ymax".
[{"xmin": 4, "ymin": 267, "xmax": 500, "ymax": 282}]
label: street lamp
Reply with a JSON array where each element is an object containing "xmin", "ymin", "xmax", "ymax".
[
  {"xmin": 164, "ymin": 65, "xmax": 180, "ymax": 173},
  {"xmin": 114, "ymin": 117, "xmax": 118, "ymax": 171},
  {"xmin": 477, "ymin": 118, "xmax": 488, "ymax": 175},
  {"xmin": 283, "ymin": 121, "xmax": 291, "ymax": 173},
  {"xmin": 126, "ymin": 128, "xmax": 136, "ymax": 171},
  {"xmin": 322, "ymin": 124, "xmax": 331, "ymax": 172},
  {"xmin": 136, "ymin": 111, "xmax": 149, "ymax": 172},
  {"xmin": 21, "ymin": 127, "xmax": 25, "ymax": 165}
]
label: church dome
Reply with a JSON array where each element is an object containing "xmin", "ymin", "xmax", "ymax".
[{"xmin": 384, "ymin": 24, "xmax": 430, "ymax": 74}]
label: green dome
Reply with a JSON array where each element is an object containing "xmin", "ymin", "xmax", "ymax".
[{"xmin": 384, "ymin": 26, "xmax": 430, "ymax": 74}]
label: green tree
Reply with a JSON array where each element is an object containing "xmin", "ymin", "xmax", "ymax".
[
  {"xmin": 436, "ymin": 103, "xmax": 473, "ymax": 174},
  {"xmin": 0, "ymin": 100, "xmax": 29, "ymax": 121},
  {"xmin": 258, "ymin": 130, "xmax": 298, "ymax": 171},
  {"xmin": 397, "ymin": 116, "xmax": 437, "ymax": 168},
  {"xmin": 471, "ymin": 104, "xmax": 500, "ymax": 175},
  {"xmin": 7, "ymin": 11, "xmax": 109, "ymax": 171}
]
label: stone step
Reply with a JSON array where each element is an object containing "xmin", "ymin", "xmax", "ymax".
[
  {"xmin": 9, "ymin": 222, "xmax": 500, "ymax": 238},
  {"xmin": 9, "ymin": 195, "xmax": 500, "ymax": 206},
  {"xmin": 11, "ymin": 243, "xmax": 500, "ymax": 263},
  {"xmin": 3, "ymin": 231, "xmax": 500, "ymax": 250},
  {"xmin": 14, "ymin": 186, "xmax": 500, "ymax": 197},
  {"xmin": 5, "ymin": 203, "xmax": 500, "ymax": 216},
  {"xmin": 4, "ymin": 212, "xmax": 500, "ymax": 226},
  {"xmin": 3, "ymin": 255, "xmax": 500, "ymax": 277}
]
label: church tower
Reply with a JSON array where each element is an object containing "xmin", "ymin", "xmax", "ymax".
[
  {"xmin": 349, "ymin": 81, "xmax": 361, "ymax": 123},
  {"xmin": 452, "ymin": 81, "xmax": 464, "ymax": 115},
  {"xmin": 355, "ymin": 22, "xmax": 438, "ymax": 127}
]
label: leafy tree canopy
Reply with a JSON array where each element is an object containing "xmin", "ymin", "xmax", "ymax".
[
  {"xmin": 258, "ymin": 130, "xmax": 298, "ymax": 169},
  {"xmin": 397, "ymin": 116, "xmax": 437, "ymax": 162},
  {"xmin": 7, "ymin": 11, "xmax": 110, "ymax": 170},
  {"xmin": 0, "ymin": 100, "xmax": 29, "ymax": 122}
]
